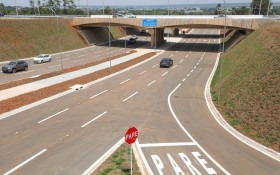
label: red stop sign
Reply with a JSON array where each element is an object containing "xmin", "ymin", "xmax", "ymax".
[{"xmin": 125, "ymin": 127, "xmax": 138, "ymax": 144}]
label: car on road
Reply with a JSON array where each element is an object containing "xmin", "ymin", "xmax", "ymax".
[
  {"xmin": 33, "ymin": 54, "xmax": 52, "ymax": 64},
  {"xmin": 2, "ymin": 60, "xmax": 28, "ymax": 73},
  {"xmin": 160, "ymin": 58, "xmax": 173, "ymax": 68},
  {"xmin": 128, "ymin": 38, "xmax": 136, "ymax": 44},
  {"xmin": 113, "ymin": 13, "xmax": 126, "ymax": 18},
  {"xmin": 126, "ymin": 13, "xmax": 136, "ymax": 18},
  {"xmin": 139, "ymin": 30, "xmax": 147, "ymax": 34},
  {"xmin": 130, "ymin": 34, "xmax": 138, "ymax": 40}
]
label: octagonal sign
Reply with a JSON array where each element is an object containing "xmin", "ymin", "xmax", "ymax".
[{"xmin": 125, "ymin": 127, "xmax": 138, "ymax": 144}]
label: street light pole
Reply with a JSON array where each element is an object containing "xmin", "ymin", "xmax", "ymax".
[
  {"xmin": 259, "ymin": 0, "xmax": 263, "ymax": 15},
  {"xmin": 47, "ymin": 8, "xmax": 63, "ymax": 70},
  {"xmin": 102, "ymin": 0, "xmax": 105, "ymax": 15},
  {"xmin": 218, "ymin": 0, "xmax": 226, "ymax": 104},
  {"xmin": 108, "ymin": 13, "xmax": 112, "ymax": 73},
  {"xmin": 15, "ymin": 0, "xmax": 18, "ymax": 15},
  {"xmin": 86, "ymin": 0, "xmax": 89, "ymax": 16},
  {"xmin": 167, "ymin": 0, "xmax": 170, "ymax": 42},
  {"xmin": 267, "ymin": 0, "xmax": 271, "ymax": 16}
]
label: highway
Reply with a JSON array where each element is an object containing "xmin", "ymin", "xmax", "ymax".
[
  {"xmin": 0, "ymin": 29, "xmax": 279, "ymax": 175},
  {"xmin": 0, "ymin": 35, "xmax": 151, "ymax": 85}
]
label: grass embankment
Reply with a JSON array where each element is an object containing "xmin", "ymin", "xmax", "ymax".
[
  {"xmin": 0, "ymin": 19, "xmax": 87, "ymax": 61},
  {"xmin": 94, "ymin": 143, "xmax": 141, "ymax": 175},
  {"xmin": 211, "ymin": 22, "xmax": 280, "ymax": 151},
  {"xmin": 0, "ymin": 19, "xmax": 126, "ymax": 62}
]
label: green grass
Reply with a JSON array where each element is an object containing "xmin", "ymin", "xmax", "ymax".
[
  {"xmin": 94, "ymin": 143, "xmax": 141, "ymax": 175},
  {"xmin": 211, "ymin": 22, "xmax": 280, "ymax": 151}
]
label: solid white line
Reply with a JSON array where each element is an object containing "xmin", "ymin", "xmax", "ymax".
[
  {"xmin": 48, "ymin": 65, "xmax": 60, "ymax": 68},
  {"xmin": 4, "ymin": 149, "xmax": 47, "ymax": 175},
  {"xmin": 162, "ymin": 71, "xmax": 168, "ymax": 76},
  {"xmin": 182, "ymin": 78, "xmax": 186, "ymax": 82},
  {"xmin": 147, "ymin": 80, "xmax": 156, "ymax": 87},
  {"xmin": 82, "ymin": 138, "xmax": 124, "ymax": 175},
  {"xmin": 139, "ymin": 142, "xmax": 196, "ymax": 148},
  {"xmin": 168, "ymin": 84, "xmax": 231, "ymax": 174},
  {"xmin": 172, "ymin": 65, "xmax": 178, "ymax": 69},
  {"xmin": 38, "ymin": 108, "xmax": 69, "ymax": 123},
  {"xmin": 81, "ymin": 111, "xmax": 107, "ymax": 128},
  {"xmin": 122, "ymin": 92, "xmax": 138, "ymax": 102},
  {"xmin": 139, "ymin": 70, "xmax": 147, "ymax": 75},
  {"xmin": 152, "ymin": 64, "xmax": 158, "ymax": 68},
  {"xmin": 120, "ymin": 78, "xmax": 131, "ymax": 84},
  {"xmin": 90, "ymin": 90, "xmax": 108, "ymax": 99}
]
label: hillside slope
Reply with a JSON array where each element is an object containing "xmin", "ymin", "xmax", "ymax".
[
  {"xmin": 211, "ymin": 22, "xmax": 280, "ymax": 152},
  {"xmin": 0, "ymin": 19, "xmax": 88, "ymax": 61}
]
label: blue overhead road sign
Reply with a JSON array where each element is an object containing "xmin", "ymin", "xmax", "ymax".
[{"xmin": 142, "ymin": 19, "xmax": 158, "ymax": 27}]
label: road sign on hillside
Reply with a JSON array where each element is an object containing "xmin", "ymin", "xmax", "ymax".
[
  {"xmin": 142, "ymin": 19, "xmax": 157, "ymax": 27},
  {"xmin": 125, "ymin": 127, "xmax": 138, "ymax": 144}
]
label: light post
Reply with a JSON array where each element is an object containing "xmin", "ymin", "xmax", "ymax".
[
  {"xmin": 86, "ymin": 0, "xmax": 89, "ymax": 16},
  {"xmin": 167, "ymin": 0, "xmax": 170, "ymax": 42},
  {"xmin": 45, "ymin": 7, "xmax": 63, "ymax": 70},
  {"xmin": 267, "ymin": 0, "xmax": 271, "ymax": 16},
  {"xmin": 102, "ymin": 0, "xmax": 105, "ymax": 15},
  {"xmin": 259, "ymin": 0, "xmax": 263, "ymax": 15},
  {"xmin": 218, "ymin": 0, "xmax": 226, "ymax": 104},
  {"xmin": 15, "ymin": 0, "xmax": 18, "ymax": 15},
  {"xmin": 108, "ymin": 13, "xmax": 112, "ymax": 73}
]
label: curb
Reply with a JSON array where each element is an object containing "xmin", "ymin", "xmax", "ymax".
[{"xmin": 204, "ymin": 53, "xmax": 280, "ymax": 163}]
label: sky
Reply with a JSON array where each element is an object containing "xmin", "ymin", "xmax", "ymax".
[{"xmin": 1, "ymin": 0, "xmax": 280, "ymax": 7}]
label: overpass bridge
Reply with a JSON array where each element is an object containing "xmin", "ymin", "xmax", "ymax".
[{"xmin": 69, "ymin": 15, "xmax": 275, "ymax": 47}]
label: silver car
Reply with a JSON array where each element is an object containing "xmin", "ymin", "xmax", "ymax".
[
  {"xmin": 33, "ymin": 54, "xmax": 52, "ymax": 64},
  {"xmin": 2, "ymin": 60, "xmax": 28, "ymax": 73}
]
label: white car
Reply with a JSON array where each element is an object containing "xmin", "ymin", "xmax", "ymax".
[
  {"xmin": 33, "ymin": 54, "xmax": 52, "ymax": 64},
  {"xmin": 130, "ymin": 34, "xmax": 138, "ymax": 40},
  {"xmin": 126, "ymin": 13, "xmax": 136, "ymax": 18}
]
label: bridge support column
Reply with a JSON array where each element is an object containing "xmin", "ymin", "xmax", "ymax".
[
  {"xmin": 148, "ymin": 28, "xmax": 165, "ymax": 48},
  {"xmin": 172, "ymin": 28, "xmax": 179, "ymax": 36}
]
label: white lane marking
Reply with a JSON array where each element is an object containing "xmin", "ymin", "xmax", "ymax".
[
  {"xmin": 182, "ymin": 78, "xmax": 186, "ymax": 82},
  {"xmin": 147, "ymin": 80, "xmax": 156, "ymax": 87},
  {"xmin": 139, "ymin": 70, "xmax": 147, "ymax": 75},
  {"xmin": 48, "ymin": 65, "xmax": 60, "ymax": 68},
  {"xmin": 122, "ymin": 92, "xmax": 138, "ymax": 102},
  {"xmin": 186, "ymin": 55, "xmax": 189, "ymax": 58},
  {"xmin": 168, "ymin": 84, "xmax": 230, "ymax": 174},
  {"xmin": 29, "ymin": 74, "xmax": 41, "ymax": 78},
  {"xmin": 197, "ymin": 63, "xmax": 199, "ymax": 65},
  {"xmin": 139, "ymin": 142, "xmax": 196, "ymax": 148},
  {"xmin": 90, "ymin": 90, "xmax": 108, "ymax": 99},
  {"xmin": 170, "ymin": 54, "xmax": 173, "ymax": 57},
  {"xmin": 4, "ymin": 149, "xmax": 47, "ymax": 175},
  {"xmin": 14, "ymin": 70, "xmax": 34, "ymax": 75},
  {"xmin": 187, "ymin": 74, "xmax": 190, "ymax": 77},
  {"xmin": 199, "ymin": 60, "xmax": 201, "ymax": 62},
  {"xmin": 152, "ymin": 64, "xmax": 158, "ymax": 68},
  {"xmin": 194, "ymin": 66, "xmax": 197, "ymax": 69},
  {"xmin": 191, "ymin": 70, "xmax": 194, "ymax": 72},
  {"xmin": 38, "ymin": 108, "xmax": 69, "ymax": 124},
  {"xmin": 120, "ymin": 78, "xmax": 131, "ymax": 85},
  {"xmin": 62, "ymin": 58, "xmax": 69, "ymax": 61},
  {"xmin": 81, "ymin": 111, "xmax": 107, "ymax": 128},
  {"xmin": 172, "ymin": 65, "xmax": 178, "ymax": 69},
  {"xmin": 73, "ymin": 59, "xmax": 85, "ymax": 63},
  {"xmin": 77, "ymin": 54, "xmax": 87, "ymax": 57},
  {"xmin": 180, "ymin": 59, "xmax": 184, "ymax": 63},
  {"xmin": 162, "ymin": 71, "xmax": 168, "ymax": 76}
]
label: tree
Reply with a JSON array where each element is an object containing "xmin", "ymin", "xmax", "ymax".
[
  {"xmin": 29, "ymin": 0, "xmax": 36, "ymax": 14},
  {"xmin": 104, "ymin": 6, "xmax": 112, "ymax": 15},
  {"xmin": 215, "ymin": 3, "xmax": 221, "ymax": 15},
  {"xmin": 251, "ymin": 0, "xmax": 273, "ymax": 15}
]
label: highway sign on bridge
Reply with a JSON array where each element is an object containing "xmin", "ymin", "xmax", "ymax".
[{"xmin": 142, "ymin": 19, "xmax": 158, "ymax": 27}]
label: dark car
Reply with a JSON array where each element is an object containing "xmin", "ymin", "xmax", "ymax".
[
  {"xmin": 128, "ymin": 38, "xmax": 136, "ymax": 44},
  {"xmin": 160, "ymin": 58, "xmax": 173, "ymax": 68},
  {"xmin": 2, "ymin": 60, "xmax": 29, "ymax": 73}
]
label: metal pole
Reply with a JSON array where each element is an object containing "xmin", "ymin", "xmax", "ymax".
[
  {"xmin": 108, "ymin": 13, "xmax": 111, "ymax": 73},
  {"xmin": 125, "ymin": 7, "xmax": 127, "ymax": 54},
  {"xmin": 267, "ymin": 0, "xmax": 271, "ymax": 16},
  {"xmin": 102, "ymin": 0, "xmax": 105, "ymax": 15},
  {"xmin": 15, "ymin": 0, "xmax": 18, "ymax": 15},
  {"xmin": 218, "ymin": 0, "xmax": 226, "ymax": 104},
  {"xmin": 130, "ymin": 144, "xmax": 132, "ymax": 175},
  {"xmin": 167, "ymin": 0, "xmax": 170, "ymax": 42},
  {"xmin": 87, "ymin": 0, "xmax": 89, "ymax": 16},
  {"xmin": 259, "ymin": 0, "xmax": 263, "ymax": 15},
  {"xmin": 48, "ymin": 8, "xmax": 63, "ymax": 70}
]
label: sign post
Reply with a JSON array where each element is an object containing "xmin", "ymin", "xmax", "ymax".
[{"xmin": 125, "ymin": 127, "xmax": 138, "ymax": 175}]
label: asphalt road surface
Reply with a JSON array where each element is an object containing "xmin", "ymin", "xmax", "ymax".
[
  {"xmin": 0, "ymin": 29, "xmax": 279, "ymax": 175},
  {"xmin": 0, "ymin": 36, "xmax": 150, "ymax": 84}
]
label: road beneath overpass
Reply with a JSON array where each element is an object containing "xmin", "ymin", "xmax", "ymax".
[{"xmin": 0, "ymin": 29, "xmax": 279, "ymax": 175}]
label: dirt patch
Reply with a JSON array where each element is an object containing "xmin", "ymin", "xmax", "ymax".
[{"xmin": 0, "ymin": 52, "xmax": 156, "ymax": 114}]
